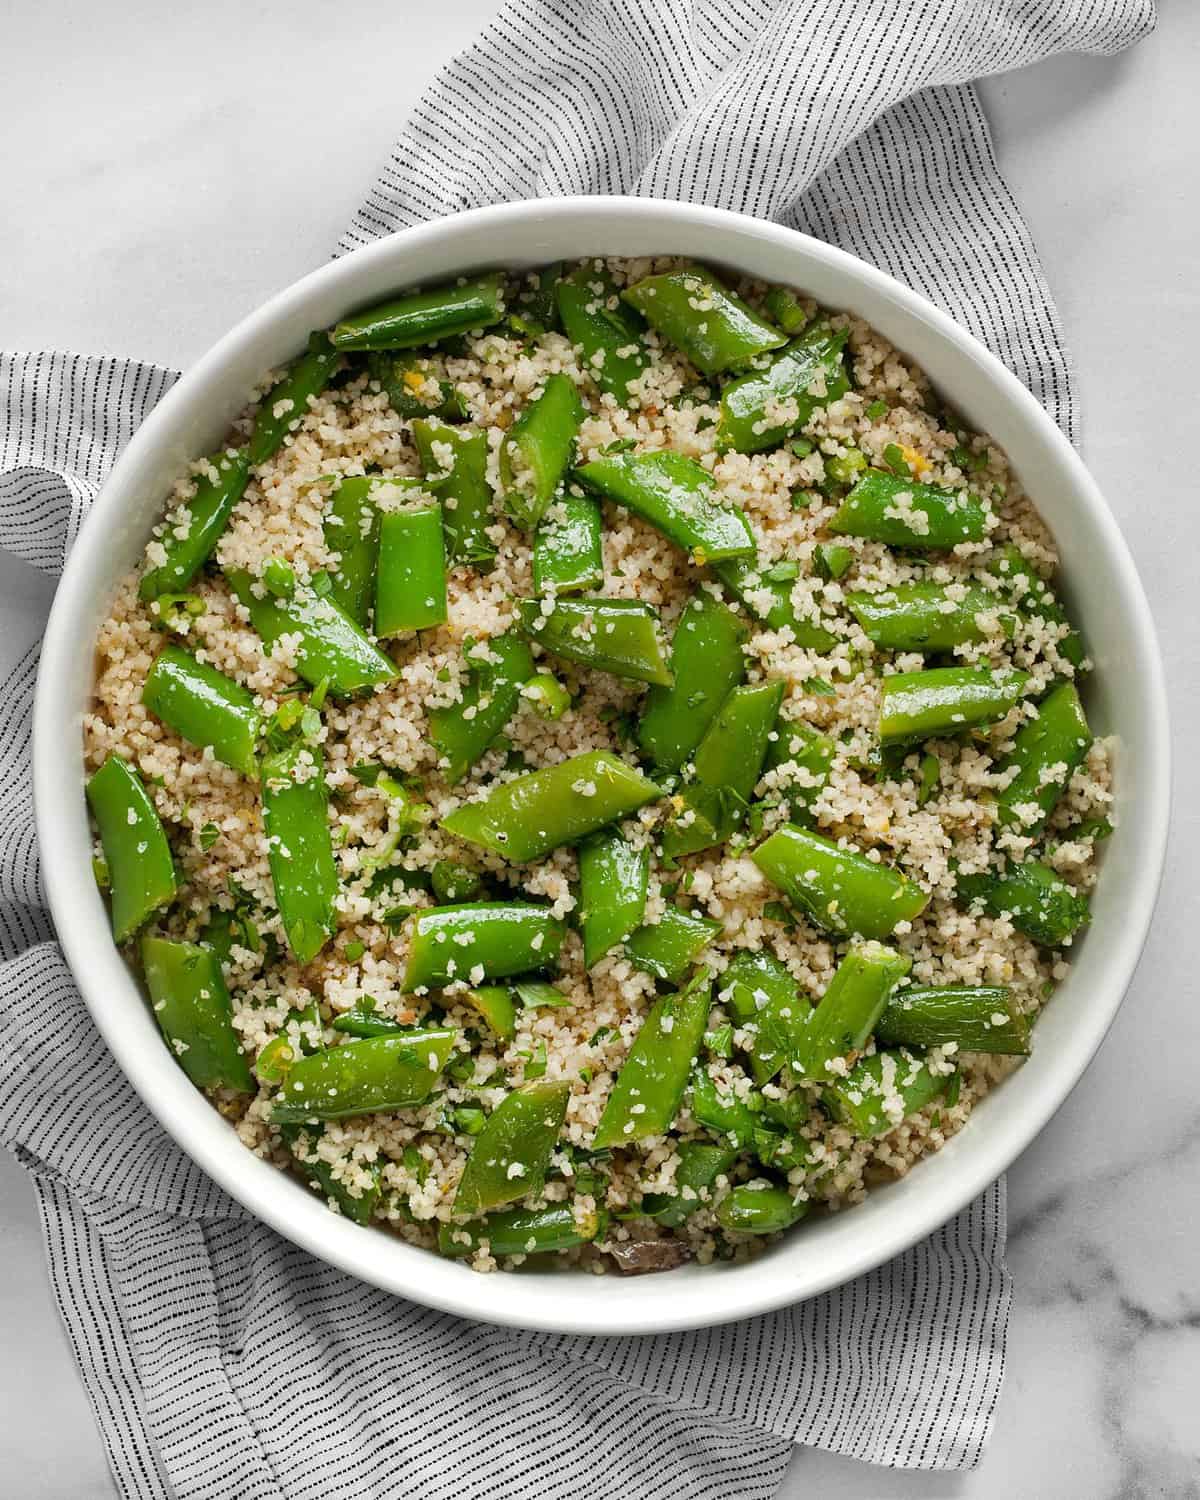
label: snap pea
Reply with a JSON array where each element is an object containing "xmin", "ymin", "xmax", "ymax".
[
  {"xmin": 794, "ymin": 942, "xmax": 911, "ymax": 1080},
  {"xmin": 751, "ymin": 823, "xmax": 929, "ymax": 940},
  {"xmin": 988, "ymin": 543, "xmax": 1085, "ymax": 670},
  {"xmin": 995, "ymin": 681, "xmax": 1091, "ymax": 835},
  {"xmin": 227, "ymin": 570, "xmax": 398, "ymax": 697},
  {"xmin": 411, "ymin": 418, "xmax": 497, "ymax": 568},
  {"xmin": 280, "ymin": 1124, "xmax": 383, "ymax": 1226},
  {"xmin": 641, "ymin": 1141, "xmax": 736, "ymax": 1227},
  {"xmin": 830, "ymin": 470, "xmax": 990, "ymax": 549},
  {"xmin": 139, "ymin": 448, "xmax": 250, "ymax": 600},
  {"xmin": 403, "ymin": 903, "xmax": 565, "ymax": 989},
  {"xmin": 331, "ymin": 1009, "xmax": 413, "ymax": 1039},
  {"xmin": 593, "ymin": 970, "xmax": 712, "ymax": 1149},
  {"xmin": 261, "ymin": 739, "xmax": 338, "ymax": 964},
  {"xmin": 140, "ymin": 936, "xmax": 253, "ymax": 1092},
  {"xmin": 624, "ymin": 907, "xmax": 721, "ymax": 986},
  {"xmin": 329, "ymin": 272, "xmax": 506, "ymax": 352},
  {"xmin": 576, "ymin": 450, "xmax": 756, "ymax": 565},
  {"xmin": 510, "ymin": 262, "xmax": 564, "ymax": 337},
  {"xmin": 366, "ymin": 351, "xmax": 467, "ymax": 422},
  {"xmin": 718, "ymin": 949, "xmax": 807, "ymax": 1084},
  {"xmin": 762, "ymin": 285, "xmax": 810, "ymax": 334},
  {"xmin": 322, "ymin": 477, "xmax": 383, "ymax": 627},
  {"xmin": 141, "ymin": 644, "xmax": 262, "ymax": 776},
  {"xmin": 823, "ymin": 1048, "xmax": 951, "ymax": 1139},
  {"xmin": 956, "ymin": 861, "xmax": 1089, "ymax": 947},
  {"xmin": 248, "ymin": 333, "xmax": 340, "ymax": 466},
  {"xmin": 579, "ymin": 830, "xmax": 650, "ymax": 969},
  {"xmin": 438, "ymin": 1202, "xmax": 604, "ymax": 1259},
  {"xmin": 621, "ymin": 266, "xmax": 785, "ymax": 375},
  {"xmin": 459, "ymin": 985, "xmax": 518, "ymax": 1042},
  {"xmin": 521, "ymin": 672, "xmax": 572, "ymax": 719},
  {"xmin": 876, "ymin": 984, "xmax": 1029, "ymax": 1055},
  {"xmin": 429, "ymin": 632, "xmax": 533, "ymax": 782},
  {"xmin": 441, "ymin": 749, "xmax": 660, "ymax": 863},
  {"xmin": 763, "ymin": 719, "xmax": 836, "ymax": 824},
  {"xmin": 499, "ymin": 373, "xmax": 584, "ymax": 530},
  {"xmin": 532, "ymin": 493, "xmax": 603, "ymax": 594},
  {"xmin": 878, "ymin": 667, "xmax": 1029, "ymax": 746},
  {"xmin": 688, "ymin": 1063, "xmax": 756, "ymax": 1149},
  {"xmin": 87, "ymin": 756, "xmax": 177, "ymax": 942},
  {"xmin": 430, "ymin": 860, "xmax": 483, "ymax": 905},
  {"xmin": 515, "ymin": 596, "xmax": 672, "ymax": 686},
  {"xmin": 513, "ymin": 978, "xmax": 571, "ymax": 1011},
  {"xmin": 375, "ymin": 503, "xmax": 447, "ymax": 635},
  {"xmin": 711, "ymin": 555, "xmax": 838, "ymax": 651},
  {"xmin": 814, "ymin": 541, "xmax": 853, "ymax": 581},
  {"xmin": 556, "ymin": 261, "xmax": 648, "ymax": 404},
  {"xmin": 716, "ymin": 1180, "xmax": 807, "ymax": 1235},
  {"xmin": 453, "ymin": 1079, "xmax": 570, "ymax": 1215},
  {"xmin": 270, "ymin": 1028, "xmax": 455, "ymax": 1122},
  {"xmin": 847, "ymin": 583, "xmax": 1015, "ymax": 652},
  {"xmin": 717, "ymin": 324, "xmax": 850, "ymax": 453},
  {"xmin": 638, "ymin": 592, "xmax": 748, "ymax": 772}
]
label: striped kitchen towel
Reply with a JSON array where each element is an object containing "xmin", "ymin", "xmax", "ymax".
[{"xmin": 0, "ymin": 2, "xmax": 1154, "ymax": 1496}]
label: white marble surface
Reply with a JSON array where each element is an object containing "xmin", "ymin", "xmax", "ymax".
[{"xmin": 1, "ymin": 3, "xmax": 1197, "ymax": 1495}]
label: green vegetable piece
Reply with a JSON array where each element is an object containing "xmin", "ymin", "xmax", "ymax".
[
  {"xmin": 279, "ymin": 1123, "xmax": 383, "ymax": 1226},
  {"xmin": 556, "ymin": 261, "xmax": 648, "ymax": 405},
  {"xmin": 718, "ymin": 949, "xmax": 807, "ymax": 1084},
  {"xmin": 460, "ymin": 985, "xmax": 518, "ymax": 1042},
  {"xmin": 532, "ymin": 493, "xmax": 603, "ymax": 594},
  {"xmin": 957, "ymin": 861, "xmax": 1089, "ymax": 947},
  {"xmin": 332, "ymin": 1010, "xmax": 414, "ymax": 1039},
  {"xmin": 916, "ymin": 751, "xmax": 940, "ymax": 806},
  {"xmin": 139, "ymin": 448, "xmax": 251, "ymax": 600},
  {"xmin": 366, "ymin": 351, "xmax": 467, "ymax": 422},
  {"xmin": 638, "ymin": 592, "xmax": 748, "ymax": 772},
  {"xmin": 876, "ymin": 984, "xmax": 1029, "ymax": 1055},
  {"xmin": 579, "ymin": 830, "xmax": 650, "ymax": 969},
  {"xmin": 878, "ymin": 667, "xmax": 1029, "ymax": 746},
  {"xmin": 515, "ymin": 596, "xmax": 672, "ymax": 687},
  {"xmin": 823, "ymin": 1049, "xmax": 951, "ymax": 1138},
  {"xmin": 688, "ymin": 1064, "xmax": 756, "ymax": 1149},
  {"xmin": 711, "ymin": 555, "xmax": 838, "ymax": 651},
  {"xmin": 453, "ymin": 1079, "xmax": 570, "ymax": 1215},
  {"xmin": 510, "ymin": 262, "xmax": 564, "ymax": 336},
  {"xmin": 824, "ymin": 449, "xmax": 868, "ymax": 490},
  {"xmin": 438, "ymin": 1202, "xmax": 604, "ymax": 1258},
  {"xmin": 641, "ymin": 1141, "xmax": 736, "ymax": 1227},
  {"xmin": 814, "ymin": 542, "xmax": 853, "ymax": 582},
  {"xmin": 141, "ymin": 645, "xmax": 261, "ymax": 776},
  {"xmin": 577, "ymin": 450, "xmax": 755, "ymax": 564},
  {"xmin": 513, "ymin": 979, "xmax": 571, "ymax": 1010},
  {"xmin": 255, "ymin": 1033, "xmax": 298, "ymax": 1085},
  {"xmin": 751, "ymin": 823, "xmax": 929, "ymax": 940},
  {"xmin": 762, "ymin": 285, "xmax": 809, "ymax": 334},
  {"xmin": 412, "ymin": 418, "xmax": 497, "ymax": 568},
  {"xmin": 624, "ymin": 907, "xmax": 721, "ymax": 986},
  {"xmin": 261, "ymin": 740, "xmax": 338, "ymax": 964},
  {"xmin": 430, "ymin": 860, "xmax": 483, "ymax": 905},
  {"xmin": 262, "ymin": 557, "xmax": 295, "ymax": 599},
  {"xmin": 521, "ymin": 672, "xmax": 572, "ymax": 720},
  {"xmin": 330, "ymin": 273, "xmax": 506, "ymax": 352},
  {"xmin": 717, "ymin": 325, "xmax": 850, "ymax": 453},
  {"xmin": 847, "ymin": 583, "xmax": 1015, "ymax": 652},
  {"xmin": 593, "ymin": 971, "xmax": 712, "ymax": 1148},
  {"xmin": 763, "ymin": 719, "xmax": 837, "ymax": 824},
  {"xmin": 830, "ymin": 470, "xmax": 990, "ymax": 549},
  {"xmin": 147, "ymin": 592, "xmax": 207, "ymax": 634},
  {"xmin": 403, "ymin": 903, "xmax": 565, "ymax": 990},
  {"xmin": 322, "ymin": 477, "xmax": 383, "ymax": 627},
  {"xmin": 716, "ymin": 1180, "xmax": 807, "ymax": 1234},
  {"xmin": 996, "ymin": 681, "xmax": 1091, "ymax": 836},
  {"xmin": 441, "ymin": 749, "xmax": 660, "ymax": 864},
  {"xmin": 429, "ymin": 633, "xmax": 534, "ymax": 782},
  {"xmin": 621, "ymin": 266, "xmax": 785, "ymax": 375},
  {"xmin": 988, "ymin": 543, "xmax": 1086, "ymax": 670},
  {"xmin": 499, "ymin": 374, "xmax": 584, "ymax": 530},
  {"xmin": 140, "ymin": 936, "xmax": 253, "ymax": 1092},
  {"xmin": 375, "ymin": 503, "xmax": 447, "ymax": 635},
  {"xmin": 86, "ymin": 756, "xmax": 177, "ymax": 942},
  {"xmin": 271, "ymin": 1029, "xmax": 455, "ymax": 1122},
  {"xmin": 795, "ymin": 941, "xmax": 911, "ymax": 1080},
  {"xmin": 248, "ymin": 333, "xmax": 340, "ymax": 466}
]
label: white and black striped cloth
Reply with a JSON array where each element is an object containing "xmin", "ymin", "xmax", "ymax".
[{"xmin": 0, "ymin": 2, "xmax": 1153, "ymax": 1495}]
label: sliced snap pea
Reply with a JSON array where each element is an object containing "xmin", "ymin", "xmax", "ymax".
[
  {"xmin": 878, "ymin": 667, "xmax": 1029, "ymax": 746},
  {"xmin": 794, "ymin": 941, "xmax": 911, "ymax": 1081},
  {"xmin": 459, "ymin": 985, "xmax": 517, "ymax": 1042},
  {"xmin": 532, "ymin": 493, "xmax": 603, "ymax": 594},
  {"xmin": 87, "ymin": 756, "xmax": 177, "ymax": 942},
  {"xmin": 814, "ymin": 541, "xmax": 853, "ymax": 581},
  {"xmin": 261, "ymin": 740, "xmax": 338, "ymax": 965},
  {"xmin": 641, "ymin": 1141, "xmax": 736, "ymax": 1227},
  {"xmin": 280, "ymin": 1123, "xmax": 383, "ymax": 1226},
  {"xmin": 988, "ymin": 543, "xmax": 1086, "ymax": 670},
  {"xmin": 430, "ymin": 860, "xmax": 483, "ymax": 905},
  {"xmin": 763, "ymin": 719, "xmax": 836, "ymax": 825},
  {"xmin": 556, "ymin": 261, "xmax": 648, "ymax": 404},
  {"xmin": 823, "ymin": 1048, "xmax": 951, "ymax": 1138},
  {"xmin": 577, "ymin": 450, "xmax": 755, "ymax": 565},
  {"xmin": 499, "ymin": 373, "xmax": 584, "ymax": 530},
  {"xmin": 331, "ymin": 1009, "xmax": 414, "ymax": 1039},
  {"xmin": 270, "ymin": 1028, "xmax": 455, "ymax": 1122},
  {"xmin": 688, "ymin": 1063, "xmax": 756, "ymax": 1149},
  {"xmin": 322, "ymin": 477, "xmax": 383, "ymax": 628},
  {"xmin": 847, "ymin": 583, "xmax": 1015, "ymax": 653},
  {"xmin": 956, "ymin": 861, "xmax": 1089, "ymax": 947},
  {"xmin": 624, "ymin": 907, "xmax": 721, "ymax": 986},
  {"xmin": 412, "ymin": 418, "xmax": 497, "ymax": 568},
  {"xmin": 711, "ymin": 555, "xmax": 838, "ymax": 651},
  {"xmin": 876, "ymin": 984, "xmax": 1029, "ymax": 1055},
  {"xmin": 716, "ymin": 1180, "xmax": 807, "ymax": 1234},
  {"xmin": 139, "ymin": 449, "xmax": 251, "ymax": 600},
  {"xmin": 366, "ymin": 351, "xmax": 467, "ymax": 423},
  {"xmin": 375, "ymin": 503, "xmax": 447, "ymax": 635},
  {"xmin": 718, "ymin": 949, "xmax": 807, "ymax": 1085},
  {"xmin": 140, "ymin": 935, "xmax": 253, "ymax": 1092},
  {"xmin": 717, "ymin": 324, "xmax": 849, "ymax": 454},
  {"xmin": 995, "ymin": 681, "xmax": 1091, "ymax": 835},
  {"xmin": 579, "ymin": 830, "xmax": 650, "ymax": 969},
  {"xmin": 515, "ymin": 596, "xmax": 672, "ymax": 687},
  {"xmin": 248, "ymin": 333, "xmax": 340, "ymax": 466},
  {"xmin": 330, "ymin": 273, "xmax": 506, "ymax": 352},
  {"xmin": 429, "ymin": 632, "xmax": 534, "ymax": 783},
  {"xmin": 438, "ymin": 1202, "xmax": 604, "ymax": 1259},
  {"xmin": 403, "ymin": 903, "xmax": 565, "ymax": 990},
  {"xmin": 453, "ymin": 1079, "xmax": 570, "ymax": 1215},
  {"xmin": 510, "ymin": 262, "xmax": 564, "ymax": 336},
  {"xmin": 521, "ymin": 672, "xmax": 571, "ymax": 720},
  {"xmin": 830, "ymin": 470, "xmax": 990, "ymax": 549},
  {"xmin": 762, "ymin": 285, "xmax": 810, "ymax": 334},
  {"xmin": 621, "ymin": 265, "xmax": 785, "ymax": 375},
  {"xmin": 141, "ymin": 644, "xmax": 261, "ymax": 776},
  {"xmin": 638, "ymin": 592, "xmax": 748, "ymax": 772}
]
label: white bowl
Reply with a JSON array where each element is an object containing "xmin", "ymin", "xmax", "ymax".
[{"xmin": 34, "ymin": 198, "xmax": 1170, "ymax": 1335}]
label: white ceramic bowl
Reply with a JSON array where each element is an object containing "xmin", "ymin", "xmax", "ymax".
[{"xmin": 35, "ymin": 198, "xmax": 1170, "ymax": 1335}]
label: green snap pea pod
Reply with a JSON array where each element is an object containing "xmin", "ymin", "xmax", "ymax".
[
  {"xmin": 879, "ymin": 667, "xmax": 1029, "ymax": 746},
  {"xmin": 515, "ymin": 596, "xmax": 672, "ymax": 686},
  {"xmin": 460, "ymin": 985, "xmax": 518, "ymax": 1042},
  {"xmin": 814, "ymin": 541, "xmax": 854, "ymax": 581},
  {"xmin": 374, "ymin": 503, "xmax": 447, "ymax": 635},
  {"xmin": 718, "ymin": 949, "xmax": 807, "ymax": 1085},
  {"xmin": 438, "ymin": 1202, "xmax": 604, "ymax": 1258},
  {"xmin": 956, "ymin": 861, "xmax": 1089, "ymax": 947},
  {"xmin": 140, "ymin": 936, "xmax": 253, "ymax": 1092},
  {"xmin": 412, "ymin": 418, "xmax": 497, "ymax": 568},
  {"xmin": 763, "ymin": 719, "xmax": 836, "ymax": 824},
  {"xmin": 499, "ymin": 373, "xmax": 584, "ymax": 530},
  {"xmin": 638, "ymin": 592, "xmax": 748, "ymax": 772},
  {"xmin": 139, "ymin": 448, "xmax": 251, "ymax": 600},
  {"xmin": 87, "ymin": 756, "xmax": 177, "ymax": 942},
  {"xmin": 532, "ymin": 493, "xmax": 603, "ymax": 594},
  {"xmin": 989, "ymin": 543, "xmax": 1085, "ymax": 670},
  {"xmin": 453, "ymin": 1079, "xmax": 570, "ymax": 1215},
  {"xmin": 847, "ymin": 583, "xmax": 1016, "ymax": 652},
  {"xmin": 716, "ymin": 1180, "xmax": 807, "ymax": 1234},
  {"xmin": 711, "ymin": 556, "xmax": 838, "ymax": 651},
  {"xmin": 621, "ymin": 266, "xmax": 785, "ymax": 375},
  {"xmin": 823, "ymin": 1048, "xmax": 951, "ymax": 1139},
  {"xmin": 717, "ymin": 324, "xmax": 850, "ymax": 453},
  {"xmin": 521, "ymin": 672, "xmax": 571, "ymax": 719},
  {"xmin": 555, "ymin": 261, "xmax": 648, "ymax": 404},
  {"xmin": 593, "ymin": 971, "xmax": 712, "ymax": 1149},
  {"xmin": 430, "ymin": 860, "xmax": 484, "ymax": 904},
  {"xmin": 641, "ymin": 1141, "xmax": 737, "ymax": 1227},
  {"xmin": 762, "ymin": 285, "xmax": 810, "ymax": 334},
  {"xmin": 270, "ymin": 1028, "xmax": 455, "ymax": 1122},
  {"xmin": 830, "ymin": 470, "xmax": 989, "ymax": 549},
  {"xmin": 226, "ymin": 570, "xmax": 397, "ymax": 696},
  {"xmin": 995, "ymin": 681, "xmax": 1091, "ymax": 835},
  {"xmin": 261, "ymin": 740, "xmax": 338, "ymax": 965},
  {"xmin": 510, "ymin": 262, "xmax": 564, "ymax": 336},
  {"xmin": 752, "ymin": 823, "xmax": 929, "ymax": 939},
  {"xmin": 248, "ymin": 333, "xmax": 340, "ymax": 466},
  {"xmin": 429, "ymin": 632, "xmax": 534, "ymax": 782},
  {"xmin": 442, "ymin": 749, "xmax": 660, "ymax": 864},
  {"xmin": 661, "ymin": 680, "xmax": 783, "ymax": 858},
  {"xmin": 329, "ymin": 272, "xmax": 506, "ymax": 352},
  {"xmin": 280, "ymin": 1124, "xmax": 383, "ymax": 1226},
  {"xmin": 331, "ymin": 1009, "xmax": 414, "ymax": 1039},
  {"xmin": 624, "ymin": 907, "xmax": 721, "ymax": 986},
  {"xmin": 579, "ymin": 830, "xmax": 650, "ymax": 969},
  {"xmin": 688, "ymin": 1064, "xmax": 756, "ymax": 1149},
  {"xmin": 577, "ymin": 450, "xmax": 755, "ymax": 564},
  {"xmin": 366, "ymin": 351, "xmax": 467, "ymax": 422},
  {"xmin": 876, "ymin": 984, "xmax": 1029, "ymax": 1055},
  {"xmin": 322, "ymin": 477, "xmax": 383, "ymax": 627},
  {"xmin": 794, "ymin": 942, "xmax": 911, "ymax": 1080},
  {"xmin": 403, "ymin": 903, "xmax": 565, "ymax": 990},
  {"xmin": 141, "ymin": 645, "xmax": 262, "ymax": 776}
]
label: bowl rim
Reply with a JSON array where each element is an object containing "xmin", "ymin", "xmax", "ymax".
[{"xmin": 33, "ymin": 195, "xmax": 1171, "ymax": 1335}]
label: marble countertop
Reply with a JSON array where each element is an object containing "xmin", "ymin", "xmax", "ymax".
[{"xmin": 2, "ymin": 3, "xmax": 1196, "ymax": 1495}]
